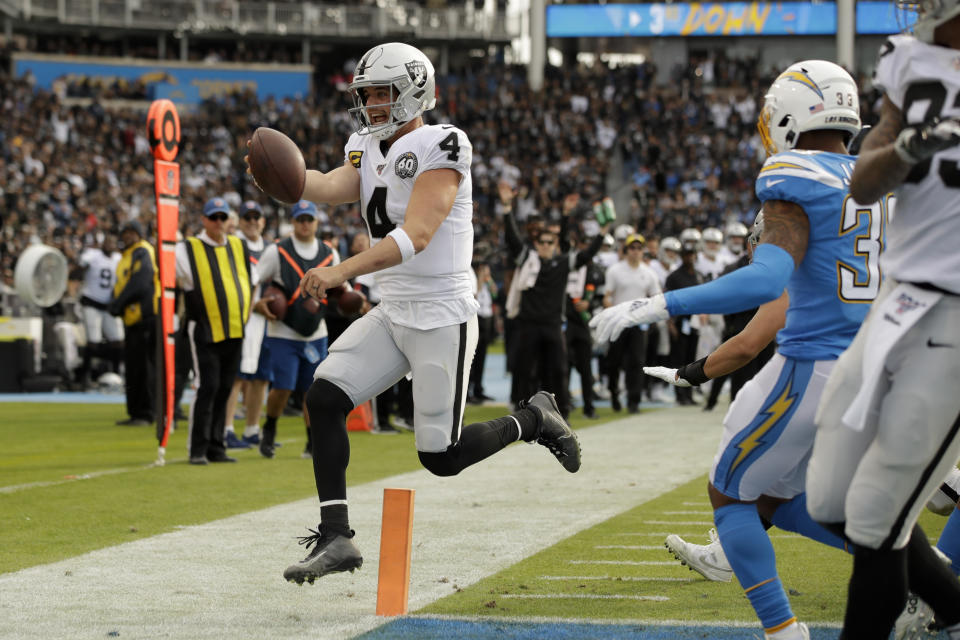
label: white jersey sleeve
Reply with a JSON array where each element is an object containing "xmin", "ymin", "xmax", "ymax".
[
  {"xmin": 418, "ymin": 125, "xmax": 471, "ymax": 178},
  {"xmin": 871, "ymin": 34, "xmax": 960, "ymax": 294},
  {"xmin": 872, "ymin": 35, "xmax": 911, "ymax": 110}
]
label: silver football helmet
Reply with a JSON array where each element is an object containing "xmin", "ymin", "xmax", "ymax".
[
  {"xmin": 900, "ymin": 0, "xmax": 960, "ymax": 42},
  {"xmin": 613, "ymin": 224, "xmax": 636, "ymax": 243},
  {"xmin": 748, "ymin": 210, "xmax": 765, "ymax": 249},
  {"xmin": 679, "ymin": 228, "xmax": 702, "ymax": 252},
  {"xmin": 660, "ymin": 236, "xmax": 681, "ymax": 263},
  {"xmin": 726, "ymin": 222, "xmax": 749, "ymax": 255},
  {"xmin": 757, "ymin": 60, "xmax": 861, "ymax": 157},
  {"xmin": 701, "ymin": 227, "xmax": 723, "ymax": 259},
  {"xmin": 348, "ymin": 42, "xmax": 437, "ymax": 141}
]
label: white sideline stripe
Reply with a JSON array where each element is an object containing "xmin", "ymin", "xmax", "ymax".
[
  {"xmin": 0, "ymin": 439, "xmax": 300, "ymax": 494},
  {"xmin": 662, "ymin": 510, "xmax": 712, "ymax": 515},
  {"xmin": 0, "ymin": 409, "xmax": 724, "ymax": 640},
  {"xmin": 570, "ymin": 560, "xmax": 679, "ymax": 566},
  {"xmin": 595, "ymin": 545, "xmax": 665, "ymax": 550},
  {"xmin": 540, "ymin": 575, "xmax": 696, "ymax": 582},
  {"xmin": 681, "ymin": 501, "xmax": 709, "ymax": 506},
  {"xmin": 501, "ymin": 594, "xmax": 670, "ymax": 602},
  {"xmin": 0, "ymin": 465, "xmax": 151, "ymax": 494},
  {"xmin": 408, "ymin": 613, "xmax": 843, "ymax": 629},
  {"xmin": 644, "ymin": 520, "xmax": 714, "ymax": 525}
]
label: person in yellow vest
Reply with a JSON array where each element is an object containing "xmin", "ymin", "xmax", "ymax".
[
  {"xmin": 108, "ymin": 220, "xmax": 159, "ymax": 426},
  {"xmin": 175, "ymin": 197, "xmax": 255, "ymax": 465}
]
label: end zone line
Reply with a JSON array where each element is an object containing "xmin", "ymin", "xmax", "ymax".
[{"xmin": 404, "ymin": 613, "xmax": 843, "ymax": 630}]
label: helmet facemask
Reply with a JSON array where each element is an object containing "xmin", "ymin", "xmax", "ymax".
[
  {"xmin": 349, "ymin": 82, "xmax": 409, "ymax": 141},
  {"xmin": 900, "ymin": 0, "xmax": 960, "ymax": 42},
  {"xmin": 348, "ymin": 43, "xmax": 437, "ymax": 141}
]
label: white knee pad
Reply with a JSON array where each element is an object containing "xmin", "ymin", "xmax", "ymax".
[{"xmin": 413, "ymin": 362, "xmax": 455, "ymax": 453}]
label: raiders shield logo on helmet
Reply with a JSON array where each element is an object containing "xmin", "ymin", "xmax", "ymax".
[{"xmin": 405, "ymin": 61, "xmax": 427, "ymax": 88}]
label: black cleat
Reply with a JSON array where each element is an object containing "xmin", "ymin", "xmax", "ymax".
[
  {"xmin": 260, "ymin": 422, "xmax": 276, "ymax": 459},
  {"xmin": 522, "ymin": 391, "xmax": 582, "ymax": 473},
  {"xmin": 283, "ymin": 525, "xmax": 363, "ymax": 585}
]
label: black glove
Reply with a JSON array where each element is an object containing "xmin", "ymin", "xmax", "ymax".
[
  {"xmin": 894, "ymin": 117, "xmax": 960, "ymax": 164},
  {"xmin": 107, "ymin": 301, "xmax": 123, "ymax": 317}
]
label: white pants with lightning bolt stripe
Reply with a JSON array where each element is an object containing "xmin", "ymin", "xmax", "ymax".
[{"xmin": 710, "ymin": 353, "xmax": 835, "ymax": 502}]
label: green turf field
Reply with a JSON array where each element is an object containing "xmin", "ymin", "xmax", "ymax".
[
  {"xmin": 0, "ymin": 402, "xmax": 619, "ymax": 573},
  {"xmin": 1, "ymin": 400, "xmax": 952, "ymax": 630}
]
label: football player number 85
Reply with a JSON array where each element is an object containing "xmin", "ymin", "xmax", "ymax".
[
  {"xmin": 837, "ymin": 196, "xmax": 890, "ymax": 302},
  {"xmin": 902, "ymin": 80, "xmax": 960, "ymax": 187}
]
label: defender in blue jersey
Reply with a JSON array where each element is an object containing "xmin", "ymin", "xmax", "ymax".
[{"xmin": 592, "ymin": 61, "xmax": 888, "ymax": 640}]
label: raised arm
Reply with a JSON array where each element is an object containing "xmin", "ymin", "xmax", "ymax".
[
  {"xmin": 849, "ymin": 96, "xmax": 911, "ymax": 204},
  {"xmin": 302, "ymin": 162, "xmax": 363, "ymax": 206},
  {"xmin": 851, "ymin": 94, "xmax": 960, "ymax": 204}
]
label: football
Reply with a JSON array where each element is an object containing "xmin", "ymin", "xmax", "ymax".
[
  {"xmin": 337, "ymin": 290, "xmax": 365, "ymax": 316},
  {"xmin": 261, "ymin": 284, "xmax": 288, "ymax": 321},
  {"xmin": 248, "ymin": 127, "xmax": 306, "ymax": 204}
]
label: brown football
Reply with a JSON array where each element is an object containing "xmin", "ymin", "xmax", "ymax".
[
  {"xmin": 261, "ymin": 284, "xmax": 288, "ymax": 321},
  {"xmin": 337, "ymin": 290, "xmax": 365, "ymax": 316},
  {"xmin": 248, "ymin": 127, "xmax": 306, "ymax": 204}
]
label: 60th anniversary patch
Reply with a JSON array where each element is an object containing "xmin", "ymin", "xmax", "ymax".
[{"xmin": 395, "ymin": 152, "xmax": 418, "ymax": 179}]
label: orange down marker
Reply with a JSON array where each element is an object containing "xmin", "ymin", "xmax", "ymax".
[{"xmin": 376, "ymin": 488, "xmax": 415, "ymax": 616}]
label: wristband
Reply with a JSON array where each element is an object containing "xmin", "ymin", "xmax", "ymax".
[
  {"xmin": 677, "ymin": 356, "xmax": 710, "ymax": 386},
  {"xmin": 387, "ymin": 227, "xmax": 416, "ymax": 263}
]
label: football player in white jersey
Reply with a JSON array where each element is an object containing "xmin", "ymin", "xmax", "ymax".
[
  {"xmin": 256, "ymin": 42, "xmax": 582, "ymax": 586},
  {"xmin": 77, "ymin": 235, "xmax": 123, "ymax": 383},
  {"xmin": 804, "ymin": 6, "xmax": 960, "ymax": 637}
]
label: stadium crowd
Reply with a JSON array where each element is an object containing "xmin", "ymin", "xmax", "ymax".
[{"xmin": 0, "ymin": 48, "xmax": 880, "ymax": 406}]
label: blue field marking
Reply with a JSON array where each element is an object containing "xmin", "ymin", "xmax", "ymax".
[{"xmin": 356, "ymin": 618, "xmax": 844, "ymax": 639}]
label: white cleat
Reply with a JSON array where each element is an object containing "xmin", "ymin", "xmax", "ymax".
[
  {"xmin": 894, "ymin": 593, "xmax": 937, "ymax": 640},
  {"xmin": 664, "ymin": 527, "xmax": 733, "ymax": 582},
  {"xmin": 765, "ymin": 621, "xmax": 810, "ymax": 640}
]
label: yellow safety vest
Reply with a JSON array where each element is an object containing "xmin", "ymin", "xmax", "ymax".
[
  {"xmin": 113, "ymin": 239, "xmax": 160, "ymax": 327},
  {"xmin": 184, "ymin": 235, "xmax": 251, "ymax": 343}
]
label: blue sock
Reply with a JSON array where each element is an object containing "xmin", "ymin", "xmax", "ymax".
[
  {"xmin": 937, "ymin": 507, "xmax": 960, "ymax": 577},
  {"xmin": 715, "ymin": 503, "xmax": 795, "ymax": 631},
  {"xmin": 770, "ymin": 493, "xmax": 850, "ymax": 553}
]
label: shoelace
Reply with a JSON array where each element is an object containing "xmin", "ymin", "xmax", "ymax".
[{"xmin": 296, "ymin": 526, "xmax": 332, "ymax": 558}]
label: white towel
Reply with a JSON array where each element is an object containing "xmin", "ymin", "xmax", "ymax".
[
  {"xmin": 505, "ymin": 250, "xmax": 541, "ymax": 319},
  {"xmin": 239, "ymin": 313, "xmax": 267, "ymax": 375},
  {"xmin": 842, "ymin": 283, "xmax": 942, "ymax": 431}
]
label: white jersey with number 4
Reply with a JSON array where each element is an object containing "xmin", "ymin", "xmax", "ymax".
[
  {"xmin": 344, "ymin": 123, "xmax": 478, "ymax": 329},
  {"xmin": 873, "ymin": 34, "xmax": 960, "ymax": 294}
]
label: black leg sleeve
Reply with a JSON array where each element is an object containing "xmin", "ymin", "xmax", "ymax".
[
  {"xmin": 906, "ymin": 523, "xmax": 960, "ymax": 626},
  {"xmin": 306, "ymin": 378, "xmax": 354, "ymax": 503},
  {"xmin": 419, "ymin": 415, "xmax": 525, "ymax": 477},
  {"xmin": 841, "ymin": 545, "xmax": 908, "ymax": 639}
]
